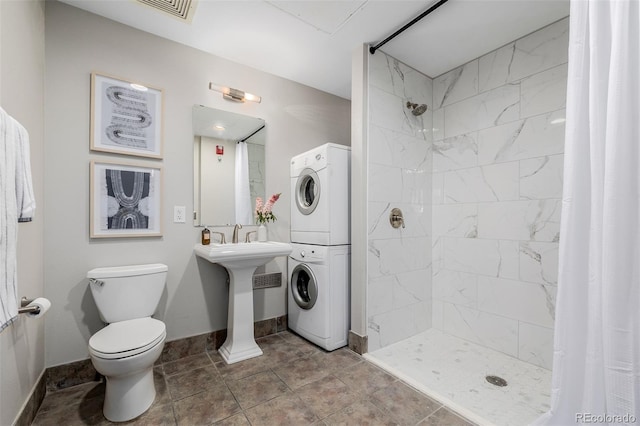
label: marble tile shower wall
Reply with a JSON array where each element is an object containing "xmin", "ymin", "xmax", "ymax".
[
  {"xmin": 431, "ymin": 18, "xmax": 569, "ymax": 370},
  {"xmin": 248, "ymin": 143, "xmax": 265, "ymax": 205},
  {"xmin": 366, "ymin": 51, "xmax": 434, "ymax": 352}
]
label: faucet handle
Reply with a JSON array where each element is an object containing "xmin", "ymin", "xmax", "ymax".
[
  {"xmin": 245, "ymin": 231, "xmax": 257, "ymax": 243},
  {"xmin": 211, "ymin": 231, "xmax": 226, "ymax": 244}
]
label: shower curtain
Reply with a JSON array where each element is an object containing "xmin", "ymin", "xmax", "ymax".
[
  {"xmin": 536, "ymin": 1, "xmax": 640, "ymax": 424},
  {"xmin": 235, "ymin": 141, "xmax": 252, "ymax": 224}
]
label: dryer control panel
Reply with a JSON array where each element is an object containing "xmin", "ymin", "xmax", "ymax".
[
  {"xmin": 290, "ymin": 143, "xmax": 350, "ymax": 177},
  {"xmin": 289, "ymin": 245, "xmax": 328, "ymax": 263}
]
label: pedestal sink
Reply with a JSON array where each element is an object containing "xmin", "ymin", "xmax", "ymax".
[{"xmin": 194, "ymin": 241, "xmax": 292, "ymax": 364}]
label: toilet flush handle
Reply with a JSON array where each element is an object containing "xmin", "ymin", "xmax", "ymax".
[{"xmin": 89, "ymin": 278, "xmax": 104, "ymax": 287}]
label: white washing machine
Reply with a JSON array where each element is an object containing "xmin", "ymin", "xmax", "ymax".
[
  {"xmin": 290, "ymin": 143, "xmax": 351, "ymax": 245},
  {"xmin": 287, "ymin": 243, "xmax": 350, "ymax": 351}
]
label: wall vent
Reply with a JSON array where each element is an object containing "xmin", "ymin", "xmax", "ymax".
[
  {"xmin": 136, "ymin": 0, "xmax": 198, "ymax": 23},
  {"xmin": 253, "ymin": 272, "xmax": 282, "ymax": 290}
]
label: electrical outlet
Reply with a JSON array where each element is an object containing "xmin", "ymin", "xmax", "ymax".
[{"xmin": 173, "ymin": 206, "xmax": 186, "ymax": 223}]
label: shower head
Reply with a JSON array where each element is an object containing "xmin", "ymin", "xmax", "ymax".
[{"xmin": 406, "ymin": 101, "xmax": 428, "ymax": 116}]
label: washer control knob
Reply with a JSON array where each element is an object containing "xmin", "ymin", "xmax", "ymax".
[{"xmin": 300, "ymin": 251, "xmax": 306, "ymax": 258}]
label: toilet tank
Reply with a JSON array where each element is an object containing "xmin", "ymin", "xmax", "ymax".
[{"xmin": 87, "ymin": 263, "xmax": 168, "ymax": 323}]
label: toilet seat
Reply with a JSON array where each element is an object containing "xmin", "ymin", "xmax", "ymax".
[{"xmin": 89, "ymin": 317, "xmax": 166, "ymax": 360}]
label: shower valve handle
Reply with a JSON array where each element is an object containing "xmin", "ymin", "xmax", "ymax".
[{"xmin": 389, "ymin": 208, "xmax": 405, "ymax": 229}]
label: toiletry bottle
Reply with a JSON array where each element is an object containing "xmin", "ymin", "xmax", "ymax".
[{"xmin": 202, "ymin": 227, "xmax": 211, "ymax": 245}]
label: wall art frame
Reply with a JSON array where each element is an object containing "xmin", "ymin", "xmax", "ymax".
[
  {"xmin": 90, "ymin": 72, "xmax": 164, "ymax": 159},
  {"xmin": 90, "ymin": 160, "xmax": 163, "ymax": 238}
]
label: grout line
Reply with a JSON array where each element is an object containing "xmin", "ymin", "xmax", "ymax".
[{"xmin": 37, "ymin": 331, "xmax": 483, "ymax": 426}]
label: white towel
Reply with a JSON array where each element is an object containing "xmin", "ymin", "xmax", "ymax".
[{"xmin": 0, "ymin": 107, "xmax": 36, "ymax": 331}]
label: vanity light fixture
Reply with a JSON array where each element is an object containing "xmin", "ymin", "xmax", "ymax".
[{"xmin": 209, "ymin": 83, "xmax": 262, "ymax": 103}]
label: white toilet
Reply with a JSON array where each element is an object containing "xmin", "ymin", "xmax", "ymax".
[{"xmin": 87, "ymin": 263, "xmax": 168, "ymax": 422}]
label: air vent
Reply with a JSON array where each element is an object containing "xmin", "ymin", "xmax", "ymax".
[
  {"xmin": 253, "ymin": 272, "xmax": 282, "ymax": 290},
  {"xmin": 136, "ymin": 0, "xmax": 197, "ymax": 23}
]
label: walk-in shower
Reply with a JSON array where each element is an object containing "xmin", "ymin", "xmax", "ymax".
[{"xmin": 358, "ymin": 14, "xmax": 569, "ymax": 425}]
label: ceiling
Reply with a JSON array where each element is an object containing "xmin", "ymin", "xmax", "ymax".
[
  {"xmin": 59, "ymin": 0, "xmax": 570, "ymax": 100},
  {"xmin": 193, "ymin": 105, "xmax": 265, "ymax": 142}
]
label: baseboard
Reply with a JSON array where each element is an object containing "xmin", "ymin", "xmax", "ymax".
[
  {"xmin": 45, "ymin": 315, "xmax": 287, "ymax": 391},
  {"xmin": 348, "ymin": 330, "xmax": 368, "ymax": 355},
  {"xmin": 13, "ymin": 369, "xmax": 46, "ymax": 426}
]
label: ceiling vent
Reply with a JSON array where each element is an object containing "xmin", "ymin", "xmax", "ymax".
[{"xmin": 135, "ymin": 0, "xmax": 197, "ymax": 23}]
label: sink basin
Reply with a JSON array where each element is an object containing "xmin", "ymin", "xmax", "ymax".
[
  {"xmin": 194, "ymin": 241, "xmax": 292, "ymax": 268},
  {"xmin": 194, "ymin": 241, "xmax": 292, "ymax": 364}
]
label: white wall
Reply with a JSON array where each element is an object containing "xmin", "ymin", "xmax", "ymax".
[
  {"xmin": 199, "ymin": 137, "xmax": 237, "ymax": 225},
  {"xmin": 431, "ymin": 18, "xmax": 568, "ymax": 369},
  {"xmin": 0, "ymin": 0, "xmax": 46, "ymax": 424},
  {"xmin": 44, "ymin": 1, "xmax": 350, "ymax": 367},
  {"xmin": 197, "ymin": 136, "xmax": 265, "ymax": 227},
  {"xmin": 365, "ymin": 51, "xmax": 433, "ymax": 352}
]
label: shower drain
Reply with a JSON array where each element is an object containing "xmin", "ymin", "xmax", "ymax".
[{"xmin": 486, "ymin": 375, "xmax": 508, "ymax": 387}]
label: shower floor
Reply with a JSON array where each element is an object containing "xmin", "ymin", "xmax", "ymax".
[{"xmin": 365, "ymin": 329, "xmax": 551, "ymax": 426}]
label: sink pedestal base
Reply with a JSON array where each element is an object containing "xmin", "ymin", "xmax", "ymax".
[
  {"xmin": 193, "ymin": 241, "xmax": 293, "ymax": 364},
  {"xmin": 219, "ymin": 266, "xmax": 263, "ymax": 364},
  {"xmin": 219, "ymin": 340, "xmax": 262, "ymax": 364}
]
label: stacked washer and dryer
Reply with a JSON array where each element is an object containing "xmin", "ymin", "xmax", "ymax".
[{"xmin": 288, "ymin": 143, "xmax": 351, "ymax": 351}]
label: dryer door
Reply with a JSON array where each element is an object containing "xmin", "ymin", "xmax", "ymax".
[
  {"xmin": 290, "ymin": 263, "xmax": 318, "ymax": 310},
  {"xmin": 295, "ymin": 168, "xmax": 321, "ymax": 215}
]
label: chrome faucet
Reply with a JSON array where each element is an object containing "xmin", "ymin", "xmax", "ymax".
[{"xmin": 232, "ymin": 224, "xmax": 243, "ymax": 243}]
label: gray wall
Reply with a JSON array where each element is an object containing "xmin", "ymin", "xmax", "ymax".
[
  {"xmin": 349, "ymin": 46, "xmax": 368, "ymax": 340},
  {"xmin": 0, "ymin": 1, "xmax": 46, "ymax": 424},
  {"xmin": 44, "ymin": 1, "xmax": 350, "ymax": 367}
]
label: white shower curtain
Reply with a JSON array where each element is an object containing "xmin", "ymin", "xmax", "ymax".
[
  {"xmin": 536, "ymin": 1, "xmax": 640, "ymax": 424},
  {"xmin": 235, "ymin": 141, "xmax": 252, "ymax": 225}
]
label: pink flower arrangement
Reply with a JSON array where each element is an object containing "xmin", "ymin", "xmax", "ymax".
[{"xmin": 255, "ymin": 193, "xmax": 281, "ymax": 225}]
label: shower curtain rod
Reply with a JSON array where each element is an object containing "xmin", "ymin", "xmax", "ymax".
[
  {"xmin": 369, "ymin": 0, "xmax": 450, "ymax": 55},
  {"xmin": 238, "ymin": 124, "xmax": 265, "ymax": 143}
]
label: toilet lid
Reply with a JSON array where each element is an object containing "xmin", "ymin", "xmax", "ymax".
[{"xmin": 89, "ymin": 318, "xmax": 165, "ymax": 359}]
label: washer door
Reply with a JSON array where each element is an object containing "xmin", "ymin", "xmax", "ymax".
[
  {"xmin": 295, "ymin": 168, "xmax": 321, "ymax": 215},
  {"xmin": 290, "ymin": 263, "xmax": 318, "ymax": 310}
]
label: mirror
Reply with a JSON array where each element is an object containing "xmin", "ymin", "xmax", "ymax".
[{"xmin": 193, "ymin": 105, "xmax": 265, "ymax": 226}]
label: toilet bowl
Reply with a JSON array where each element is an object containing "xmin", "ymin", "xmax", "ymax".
[
  {"xmin": 87, "ymin": 264, "xmax": 168, "ymax": 422},
  {"xmin": 89, "ymin": 317, "xmax": 166, "ymax": 422}
]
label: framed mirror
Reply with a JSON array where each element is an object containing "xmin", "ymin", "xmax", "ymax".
[{"xmin": 193, "ymin": 105, "xmax": 265, "ymax": 226}]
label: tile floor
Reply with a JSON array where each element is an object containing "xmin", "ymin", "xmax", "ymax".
[
  {"xmin": 32, "ymin": 331, "xmax": 475, "ymax": 426},
  {"xmin": 366, "ymin": 329, "xmax": 552, "ymax": 426}
]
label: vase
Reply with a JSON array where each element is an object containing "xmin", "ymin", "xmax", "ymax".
[{"xmin": 257, "ymin": 224, "xmax": 267, "ymax": 242}]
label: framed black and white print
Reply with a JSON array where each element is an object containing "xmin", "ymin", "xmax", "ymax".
[
  {"xmin": 90, "ymin": 160, "xmax": 163, "ymax": 238},
  {"xmin": 90, "ymin": 73, "xmax": 163, "ymax": 159}
]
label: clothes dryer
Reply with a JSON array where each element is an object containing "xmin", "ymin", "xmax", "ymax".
[
  {"xmin": 290, "ymin": 143, "xmax": 350, "ymax": 245},
  {"xmin": 287, "ymin": 243, "xmax": 350, "ymax": 351}
]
